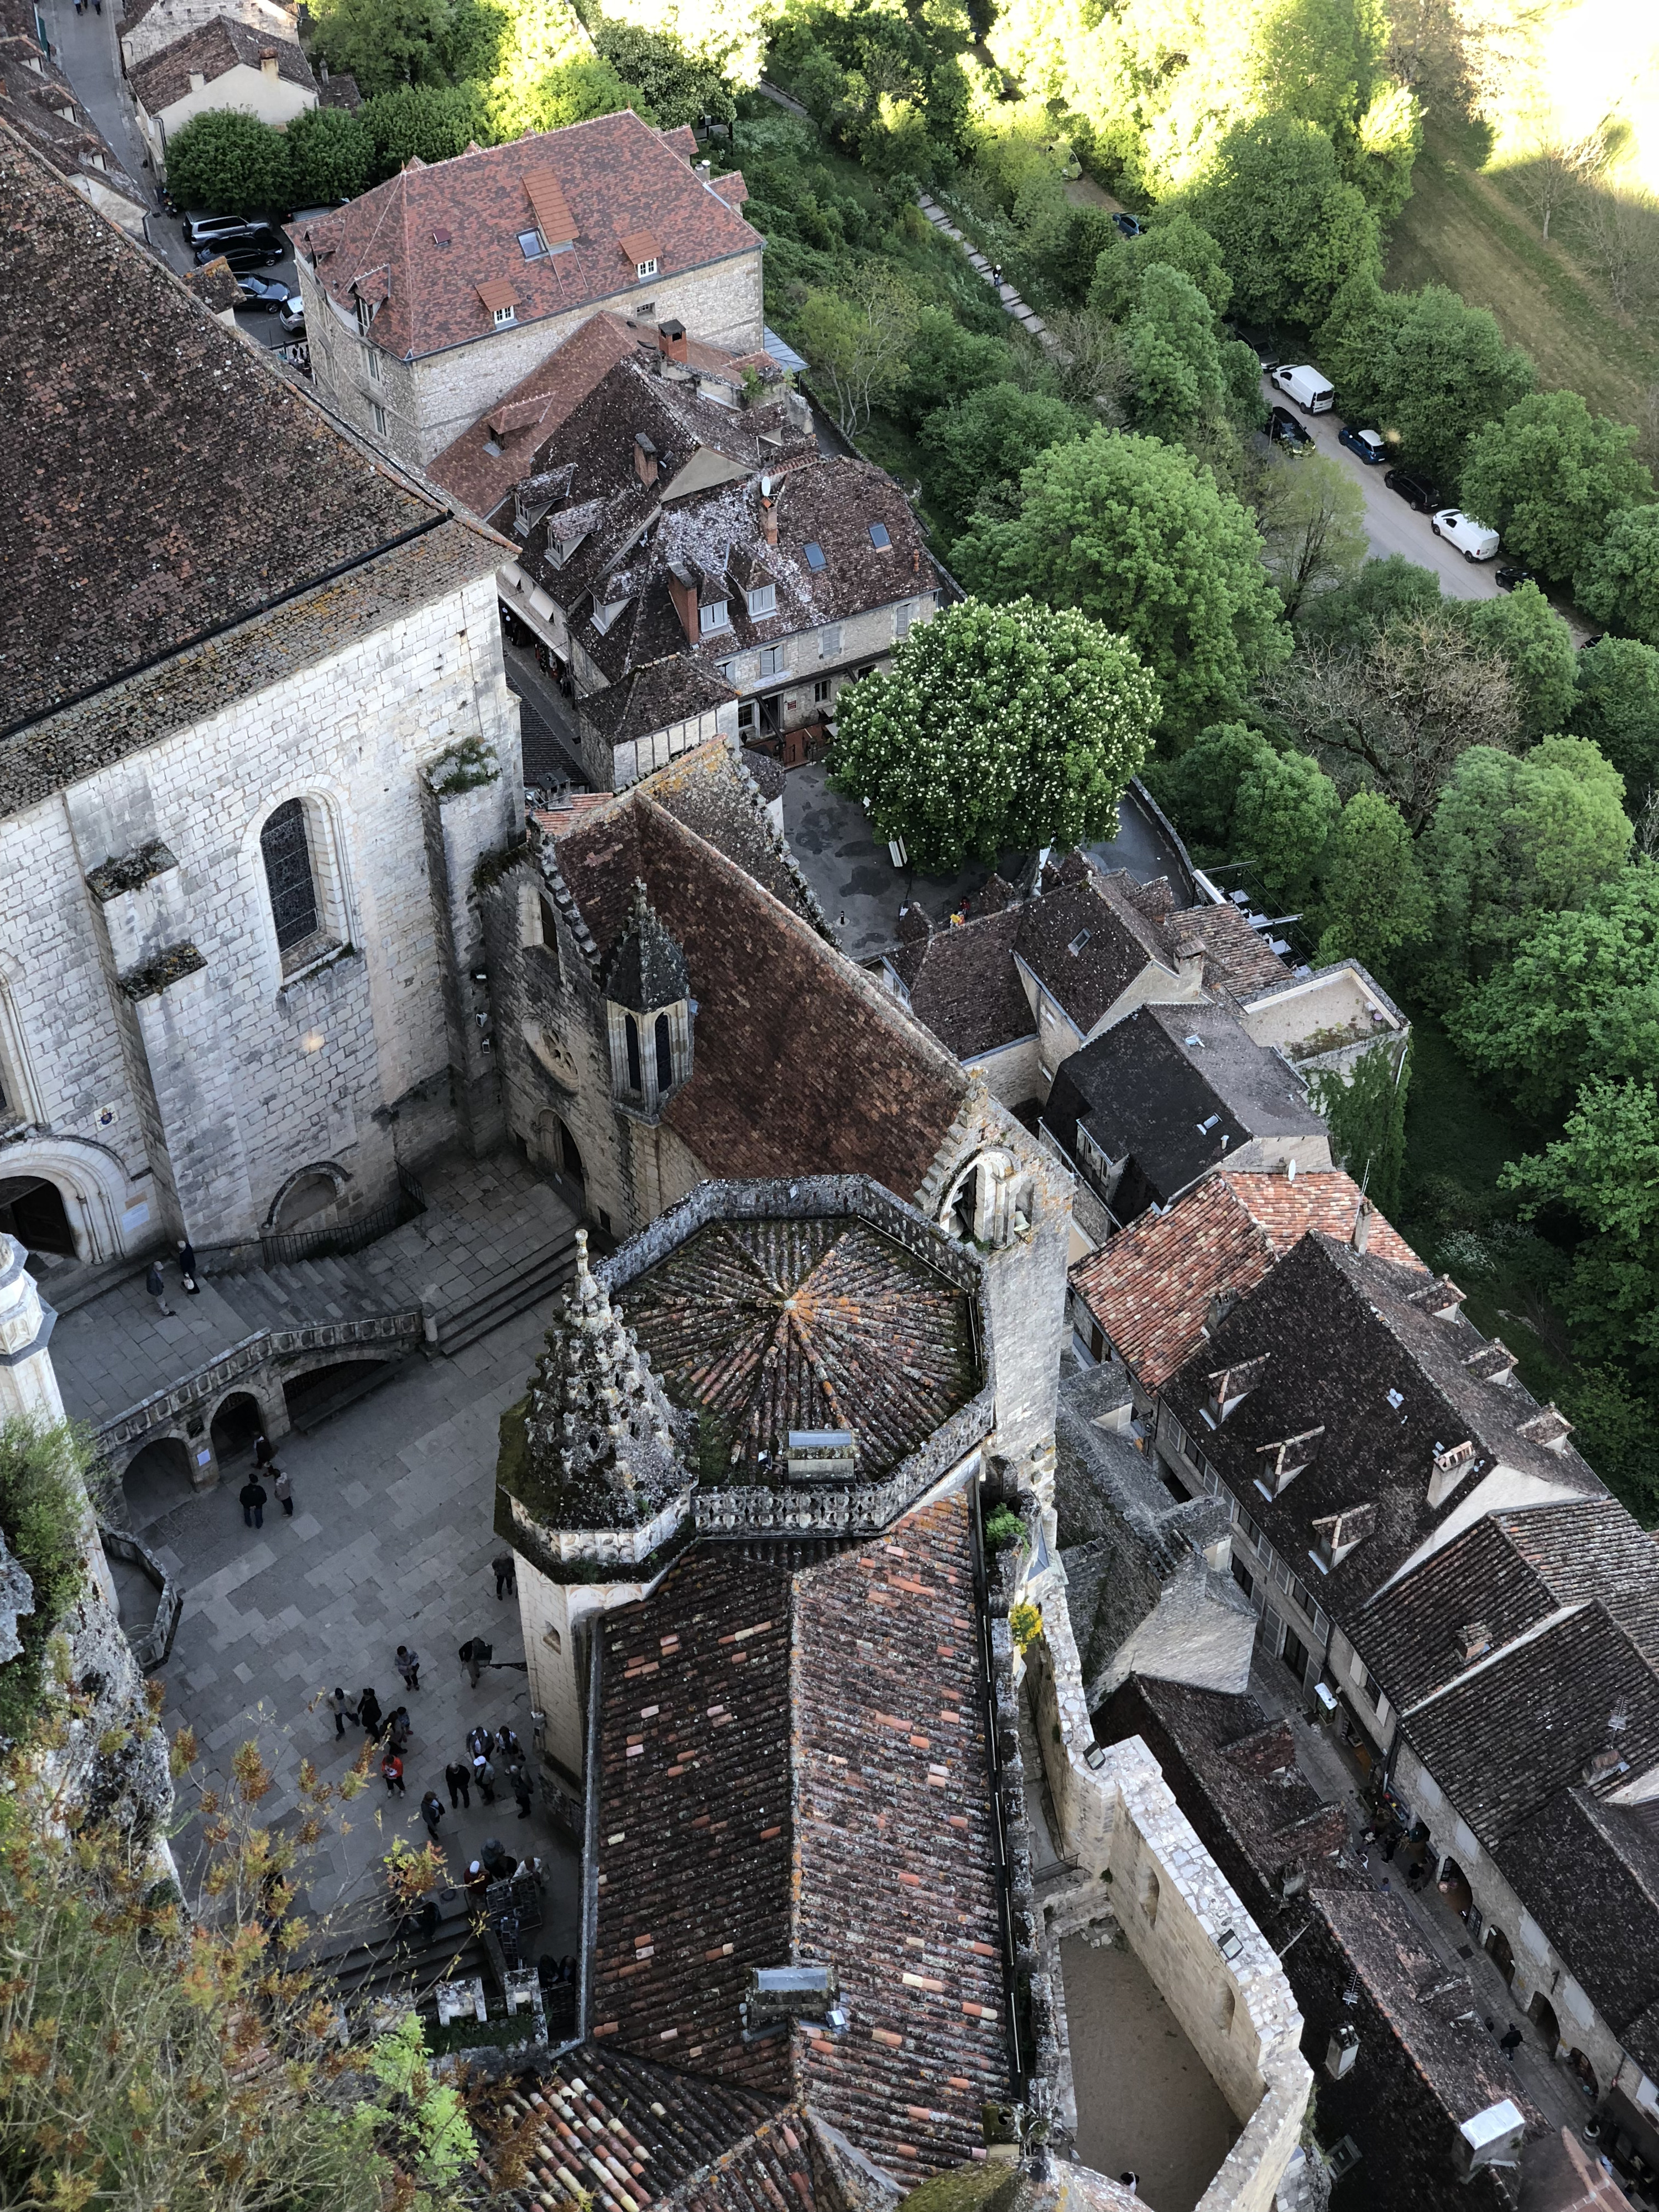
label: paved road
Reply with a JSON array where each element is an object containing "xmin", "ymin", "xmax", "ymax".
[
  {"xmin": 1260, "ymin": 371, "xmax": 1505, "ymax": 606},
  {"xmin": 39, "ymin": 0, "xmax": 149, "ymax": 188}
]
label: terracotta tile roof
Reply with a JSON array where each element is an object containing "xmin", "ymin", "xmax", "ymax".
[
  {"xmin": 0, "ymin": 134, "xmax": 451, "ymax": 743},
  {"xmin": 589, "ymin": 1486, "xmax": 1011, "ymax": 2177},
  {"xmin": 129, "ymin": 16, "xmax": 314, "ymax": 112},
  {"xmin": 711, "ymin": 170, "xmax": 748, "ymax": 208},
  {"xmin": 546, "ymin": 776, "xmax": 967, "ymax": 1198},
  {"xmin": 1157, "ymin": 1235, "xmax": 1607, "ymax": 1627},
  {"xmin": 659, "ymin": 123, "xmax": 698, "ymax": 163},
  {"xmin": 292, "ymin": 111, "xmax": 760, "ymax": 364},
  {"xmin": 617, "ymin": 1215, "xmax": 976, "ymax": 1481},
  {"xmin": 1071, "ymin": 1169, "xmax": 1418, "ymax": 1391}
]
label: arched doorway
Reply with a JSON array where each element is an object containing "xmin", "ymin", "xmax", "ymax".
[
  {"xmin": 273, "ymin": 1173, "xmax": 339, "ymax": 1232},
  {"xmin": 210, "ymin": 1391, "xmax": 262, "ymax": 1470},
  {"xmin": 122, "ymin": 1436, "xmax": 196, "ymax": 1530},
  {"xmin": 0, "ymin": 1174, "xmax": 76, "ymax": 1258},
  {"xmin": 1529, "ymin": 1994, "xmax": 1561, "ymax": 2055},
  {"xmin": 1485, "ymin": 1926, "xmax": 1516, "ymax": 1985},
  {"xmin": 1566, "ymin": 2048, "xmax": 1598, "ymax": 2100},
  {"xmin": 538, "ymin": 1111, "xmax": 583, "ymax": 1186},
  {"xmin": 1437, "ymin": 1858, "xmax": 1473, "ymax": 1919}
]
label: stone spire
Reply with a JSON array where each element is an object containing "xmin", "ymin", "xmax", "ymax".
[
  {"xmin": 521, "ymin": 1229, "xmax": 687, "ymax": 1527},
  {"xmin": 601, "ymin": 879, "xmax": 690, "ymax": 1013}
]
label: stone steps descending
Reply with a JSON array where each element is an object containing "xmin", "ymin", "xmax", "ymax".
[{"xmin": 432, "ymin": 1230, "xmax": 581, "ymax": 1355}]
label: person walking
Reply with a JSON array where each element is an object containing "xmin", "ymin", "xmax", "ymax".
[
  {"xmin": 328, "ymin": 1687, "xmax": 356, "ymax": 1739},
  {"xmin": 238, "ymin": 1475, "xmax": 267, "ymax": 1529},
  {"xmin": 254, "ymin": 1434, "xmax": 274, "ymax": 1470},
  {"xmin": 495, "ymin": 1724, "xmax": 521, "ymax": 1763},
  {"xmin": 473, "ymin": 1755, "xmax": 497, "ymax": 1805},
  {"xmin": 458, "ymin": 1636, "xmax": 491, "ymax": 1688},
  {"xmin": 466, "ymin": 1723, "xmax": 491, "ymax": 1762},
  {"xmin": 1500, "ymin": 2026, "xmax": 1524, "ymax": 2060},
  {"xmin": 272, "ymin": 1466, "xmax": 293, "ymax": 1518},
  {"xmin": 388, "ymin": 1707, "xmax": 412, "ymax": 1754},
  {"xmin": 178, "ymin": 1238, "xmax": 200, "ymax": 1295},
  {"xmin": 420, "ymin": 1788, "xmax": 444, "ymax": 1842},
  {"xmin": 510, "ymin": 1765, "xmax": 533, "ymax": 1820},
  {"xmin": 145, "ymin": 1259, "xmax": 175, "ymax": 1318},
  {"xmin": 445, "ymin": 1758, "xmax": 471, "ymax": 1811},
  {"xmin": 492, "ymin": 1551, "xmax": 515, "ymax": 1600},
  {"xmin": 358, "ymin": 1687, "xmax": 384, "ymax": 1741},
  {"xmin": 380, "ymin": 1749, "xmax": 405, "ymax": 1797},
  {"xmin": 395, "ymin": 1645, "xmax": 420, "ymax": 1692}
]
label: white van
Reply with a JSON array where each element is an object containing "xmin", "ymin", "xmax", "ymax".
[
  {"xmin": 1270, "ymin": 363, "xmax": 1335, "ymax": 413},
  {"xmin": 1432, "ymin": 509, "xmax": 1501, "ymax": 561}
]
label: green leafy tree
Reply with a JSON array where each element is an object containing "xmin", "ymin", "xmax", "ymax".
[
  {"xmin": 1257, "ymin": 451, "xmax": 1368, "ymax": 621},
  {"xmin": 1450, "ymin": 860, "xmax": 1659, "ymax": 1116},
  {"xmin": 309, "ymin": 0, "xmax": 452, "ymax": 95},
  {"xmin": 799, "ymin": 268, "xmax": 919, "ymax": 438},
  {"xmin": 440, "ymin": 0, "xmax": 510, "ymax": 82},
  {"xmin": 1422, "ymin": 737, "xmax": 1631, "ymax": 977},
  {"xmin": 1351, "ymin": 77, "xmax": 1422, "ymax": 220},
  {"xmin": 285, "ymin": 105, "xmax": 373, "ymax": 204},
  {"xmin": 954, "ymin": 426, "xmax": 1292, "ymax": 738},
  {"xmin": 1460, "ymin": 392, "xmax": 1655, "ymax": 583},
  {"xmin": 1320, "ymin": 279, "xmax": 1535, "ymax": 493},
  {"xmin": 1458, "ymin": 582, "xmax": 1578, "ymax": 743},
  {"xmin": 1504, "ymin": 1077, "xmax": 1659, "ymax": 1385},
  {"xmin": 592, "ymin": 18, "xmax": 735, "ymax": 126},
  {"xmin": 1180, "ymin": 112, "xmax": 1380, "ymax": 328},
  {"xmin": 896, "ymin": 309, "xmax": 1016, "ymax": 429},
  {"xmin": 1124, "ymin": 263, "xmax": 1229, "ymax": 440},
  {"xmin": 161, "ymin": 108, "xmax": 291, "ymax": 214},
  {"xmin": 0, "ymin": 1420, "xmax": 95, "ymax": 1741},
  {"xmin": 1575, "ymin": 504, "xmax": 1659, "ymax": 648},
  {"xmin": 481, "ymin": 0, "xmax": 607, "ymax": 137},
  {"xmin": 1572, "ymin": 636, "xmax": 1659, "ymax": 802},
  {"xmin": 1557, "ymin": 1365, "xmax": 1659, "ymax": 1524},
  {"xmin": 920, "ymin": 384, "xmax": 1090, "ymax": 540},
  {"xmin": 828, "ymin": 597, "xmax": 1160, "ymax": 872},
  {"xmin": 1296, "ymin": 552, "xmax": 1441, "ymax": 647},
  {"xmin": 1088, "ymin": 210, "xmax": 1232, "ymax": 321},
  {"xmin": 1308, "ymin": 1039, "xmax": 1411, "ymax": 1215},
  {"xmin": 1140, "ymin": 720, "xmax": 1271, "ymax": 844},
  {"xmin": 1311, "ymin": 789, "xmax": 1432, "ymax": 973},
  {"xmin": 362, "ymin": 81, "xmax": 489, "ymax": 171},
  {"xmin": 1232, "ymin": 746, "xmax": 1340, "ymax": 905}
]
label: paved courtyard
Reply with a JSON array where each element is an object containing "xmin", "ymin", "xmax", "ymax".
[{"xmin": 132, "ymin": 1288, "xmax": 581, "ymax": 1954}]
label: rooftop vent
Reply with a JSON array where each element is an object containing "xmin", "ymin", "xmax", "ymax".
[
  {"xmin": 1324, "ymin": 2023, "xmax": 1359, "ymax": 2081},
  {"xmin": 1067, "ymin": 928, "xmax": 1092, "ymax": 957},
  {"xmin": 743, "ymin": 1964, "xmax": 843, "ymax": 2036},
  {"xmin": 1454, "ymin": 1620, "xmax": 1491, "ymax": 1663},
  {"xmin": 431, "ymin": 227, "xmax": 451, "ymax": 245},
  {"xmin": 1453, "ymin": 2101, "xmax": 1525, "ymax": 2179},
  {"xmin": 868, "ymin": 521, "xmax": 891, "ymax": 549}
]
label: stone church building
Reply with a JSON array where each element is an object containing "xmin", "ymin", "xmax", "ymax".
[{"xmin": 0, "ymin": 134, "xmax": 521, "ymax": 1279}]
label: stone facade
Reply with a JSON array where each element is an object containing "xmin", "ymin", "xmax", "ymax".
[
  {"xmin": 297, "ymin": 255, "xmax": 765, "ymax": 473},
  {"xmin": 0, "ymin": 568, "xmax": 520, "ymax": 1263}
]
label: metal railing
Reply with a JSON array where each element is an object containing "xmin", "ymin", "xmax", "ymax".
[{"xmin": 197, "ymin": 1166, "xmax": 426, "ymax": 1276}]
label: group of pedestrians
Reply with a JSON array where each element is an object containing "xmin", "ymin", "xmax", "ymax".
[{"xmin": 238, "ymin": 1434, "xmax": 293, "ymax": 1528}]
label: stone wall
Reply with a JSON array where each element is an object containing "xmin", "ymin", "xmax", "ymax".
[
  {"xmin": 0, "ymin": 572, "xmax": 520, "ymax": 1255},
  {"xmin": 298, "ymin": 254, "xmax": 765, "ymax": 470}
]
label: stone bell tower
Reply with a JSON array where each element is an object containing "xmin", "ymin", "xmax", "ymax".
[{"xmin": 601, "ymin": 880, "xmax": 695, "ymax": 1121}]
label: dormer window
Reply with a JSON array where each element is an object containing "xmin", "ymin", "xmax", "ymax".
[
  {"xmin": 699, "ymin": 599, "xmax": 730, "ymax": 635},
  {"xmin": 518, "ymin": 229, "xmax": 545, "ymax": 258},
  {"xmin": 746, "ymin": 583, "xmax": 776, "ymax": 618},
  {"xmin": 636, "ymin": 257, "xmax": 659, "ymax": 280},
  {"xmin": 494, "ymin": 302, "xmax": 516, "ymax": 327},
  {"xmin": 1255, "ymin": 1427, "xmax": 1325, "ymax": 1495},
  {"xmin": 354, "ymin": 296, "xmax": 375, "ymax": 334},
  {"xmin": 1204, "ymin": 1354, "xmax": 1270, "ymax": 1425}
]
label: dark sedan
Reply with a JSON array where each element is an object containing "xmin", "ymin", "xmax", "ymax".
[
  {"xmin": 1268, "ymin": 405, "xmax": 1314, "ymax": 455},
  {"xmin": 236, "ymin": 274, "xmax": 297, "ymax": 313},
  {"xmin": 197, "ymin": 238, "xmax": 286, "ymax": 272},
  {"xmin": 1495, "ymin": 566, "xmax": 1537, "ymax": 593},
  {"xmin": 1110, "ymin": 212, "xmax": 1143, "ymax": 237},
  {"xmin": 1385, "ymin": 466, "xmax": 1441, "ymax": 512}
]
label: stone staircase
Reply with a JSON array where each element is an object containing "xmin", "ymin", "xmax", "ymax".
[
  {"xmin": 208, "ymin": 1251, "xmax": 413, "ymax": 1335},
  {"xmin": 429, "ymin": 1229, "xmax": 581, "ymax": 1355}
]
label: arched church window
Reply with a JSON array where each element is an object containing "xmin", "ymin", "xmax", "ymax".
[
  {"xmin": 654, "ymin": 1012, "xmax": 672, "ymax": 1092},
  {"xmin": 261, "ymin": 800, "xmax": 319, "ymax": 952},
  {"xmin": 625, "ymin": 1013, "xmax": 641, "ymax": 1093}
]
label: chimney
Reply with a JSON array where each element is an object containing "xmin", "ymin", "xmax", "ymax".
[
  {"xmin": 1171, "ymin": 928, "xmax": 1204, "ymax": 984},
  {"xmin": 1517, "ymin": 1402, "xmax": 1574, "ymax": 1454},
  {"xmin": 1464, "ymin": 1340, "xmax": 1517, "ymax": 1386},
  {"xmin": 1324, "ymin": 2025, "xmax": 1359, "ymax": 2081},
  {"xmin": 666, "ymin": 562, "xmax": 698, "ymax": 647},
  {"xmin": 1351, "ymin": 1196, "xmax": 1373, "ymax": 1254},
  {"xmin": 1454, "ymin": 1620, "xmax": 1491, "ymax": 1664},
  {"xmin": 760, "ymin": 472, "xmax": 777, "ymax": 547},
  {"xmin": 658, "ymin": 317, "xmax": 688, "ymax": 366},
  {"xmin": 634, "ymin": 432, "xmax": 658, "ymax": 487},
  {"xmin": 259, "ymin": 44, "xmax": 278, "ymax": 75},
  {"xmin": 1428, "ymin": 1437, "xmax": 1477, "ymax": 1509}
]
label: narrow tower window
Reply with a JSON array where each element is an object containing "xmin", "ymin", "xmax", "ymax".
[{"xmin": 261, "ymin": 799, "xmax": 319, "ymax": 951}]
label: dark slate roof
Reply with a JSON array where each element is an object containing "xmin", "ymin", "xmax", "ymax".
[
  {"xmin": 1156, "ymin": 1234, "xmax": 1607, "ymax": 1631},
  {"xmin": 1012, "ymin": 873, "xmax": 1172, "ymax": 1031},
  {"xmin": 316, "ymin": 68, "xmax": 359, "ymax": 108},
  {"xmin": 884, "ymin": 906, "xmax": 1031, "ymax": 1061},
  {"xmin": 590, "ymin": 1486, "xmax": 1011, "ymax": 2177},
  {"xmin": 128, "ymin": 15, "xmax": 314, "ymax": 111},
  {"xmin": 1490, "ymin": 1789, "xmax": 1659, "ymax": 2075},
  {"xmin": 601, "ymin": 880, "xmax": 691, "ymax": 1010},
  {"xmin": 1046, "ymin": 1002, "xmax": 1326, "ymax": 1208},
  {"xmin": 544, "ymin": 767, "xmax": 968, "ymax": 1201},
  {"xmin": 293, "ymin": 112, "xmax": 760, "ymax": 364},
  {"xmin": 0, "ymin": 133, "xmax": 460, "ymax": 749},
  {"xmin": 617, "ymin": 1214, "xmax": 977, "ymax": 1483},
  {"xmin": 579, "ymin": 657, "xmax": 736, "ymax": 750},
  {"xmin": 1400, "ymin": 1602, "xmax": 1659, "ymax": 1850}
]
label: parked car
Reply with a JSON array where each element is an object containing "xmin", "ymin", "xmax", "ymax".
[
  {"xmin": 198, "ymin": 238, "xmax": 286, "ymax": 272},
  {"xmin": 278, "ymin": 296, "xmax": 306, "ymax": 335},
  {"xmin": 182, "ymin": 213, "xmax": 283, "ymax": 253},
  {"xmin": 1385, "ymin": 466, "xmax": 1441, "ymax": 512},
  {"xmin": 1110, "ymin": 211, "xmax": 1143, "ymax": 237},
  {"xmin": 1269, "ymin": 362, "xmax": 1335, "ymax": 412},
  {"xmin": 1268, "ymin": 405, "xmax": 1314, "ymax": 456},
  {"xmin": 1432, "ymin": 508, "xmax": 1501, "ymax": 561},
  {"xmin": 1495, "ymin": 565, "xmax": 1537, "ymax": 593},
  {"xmin": 1338, "ymin": 425, "xmax": 1387, "ymax": 465},
  {"xmin": 236, "ymin": 274, "xmax": 295, "ymax": 313}
]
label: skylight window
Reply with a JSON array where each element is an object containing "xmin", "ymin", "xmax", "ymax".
[
  {"xmin": 518, "ymin": 229, "xmax": 545, "ymax": 258},
  {"xmin": 804, "ymin": 541, "xmax": 826, "ymax": 571},
  {"xmin": 1067, "ymin": 929, "xmax": 1091, "ymax": 956},
  {"xmin": 1386, "ymin": 1387, "xmax": 1405, "ymax": 1409},
  {"xmin": 868, "ymin": 521, "xmax": 891, "ymax": 549}
]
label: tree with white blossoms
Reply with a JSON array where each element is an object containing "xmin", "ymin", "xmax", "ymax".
[{"xmin": 829, "ymin": 597, "xmax": 1160, "ymax": 875}]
